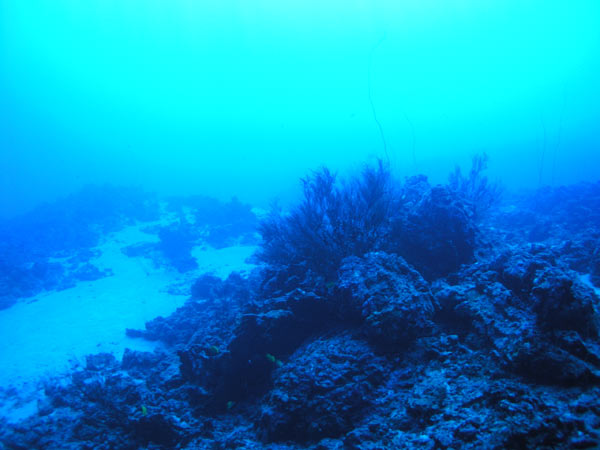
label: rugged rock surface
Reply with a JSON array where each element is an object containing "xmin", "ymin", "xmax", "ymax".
[{"xmin": 2, "ymin": 180, "xmax": 600, "ymax": 450}]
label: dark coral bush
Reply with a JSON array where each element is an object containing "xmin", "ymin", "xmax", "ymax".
[
  {"xmin": 257, "ymin": 161, "xmax": 395, "ymax": 285},
  {"xmin": 448, "ymin": 152, "xmax": 502, "ymax": 219},
  {"xmin": 257, "ymin": 160, "xmax": 480, "ymax": 288}
]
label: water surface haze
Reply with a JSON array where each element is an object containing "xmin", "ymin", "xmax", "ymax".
[{"xmin": 1, "ymin": 0, "xmax": 599, "ymax": 217}]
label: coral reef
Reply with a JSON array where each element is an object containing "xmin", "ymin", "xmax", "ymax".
[{"xmin": 2, "ymin": 164, "xmax": 600, "ymax": 450}]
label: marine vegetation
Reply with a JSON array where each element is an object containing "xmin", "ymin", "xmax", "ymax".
[
  {"xmin": 448, "ymin": 152, "xmax": 503, "ymax": 218},
  {"xmin": 2, "ymin": 161, "xmax": 600, "ymax": 450},
  {"xmin": 258, "ymin": 159, "xmax": 478, "ymax": 291},
  {"xmin": 257, "ymin": 161, "xmax": 394, "ymax": 286}
]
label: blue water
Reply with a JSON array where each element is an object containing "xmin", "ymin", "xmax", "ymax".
[
  {"xmin": 1, "ymin": 4, "xmax": 600, "ymax": 448},
  {"xmin": 1, "ymin": 1, "xmax": 599, "ymax": 218}
]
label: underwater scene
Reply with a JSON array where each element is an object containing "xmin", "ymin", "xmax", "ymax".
[{"xmin": 1, "ymin": 1, "xmax": 600, "ymax": 449}]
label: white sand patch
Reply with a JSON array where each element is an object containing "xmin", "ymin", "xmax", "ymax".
[
  {"xmin": 0, "ymin": 220, "xmax": 256, "ymax": 422},
  {"xmin": 0, "ymin": 395, "xmax": 39, "ymax": 424},
  {"xmin": 192, "ymin": 244, "xmax": 257, "ymax": 279},
  {"xmin": 0, "ymin": 223, "xmax": 184, "ymax": 391},
  {"xmin": 579, "ymin": 273, "xmax": 600, "ymax": 297}
]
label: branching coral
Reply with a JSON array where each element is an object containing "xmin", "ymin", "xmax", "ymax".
[
  {"xmin": 448, "ymin": 152, "xmax": 503, "ymax": 219},
  {"xmin": 257, "ymin": 161, "xmax": 395, "ymax": 285}
]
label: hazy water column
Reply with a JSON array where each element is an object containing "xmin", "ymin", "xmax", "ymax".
[{"xmin": 1, "ymin": 0, "xmax": 599, "ymax": 218}]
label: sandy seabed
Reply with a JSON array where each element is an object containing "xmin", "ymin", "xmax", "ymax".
[{"xmin": 0, "ymin": 222, "xmax": 256, "ymax": 422}]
